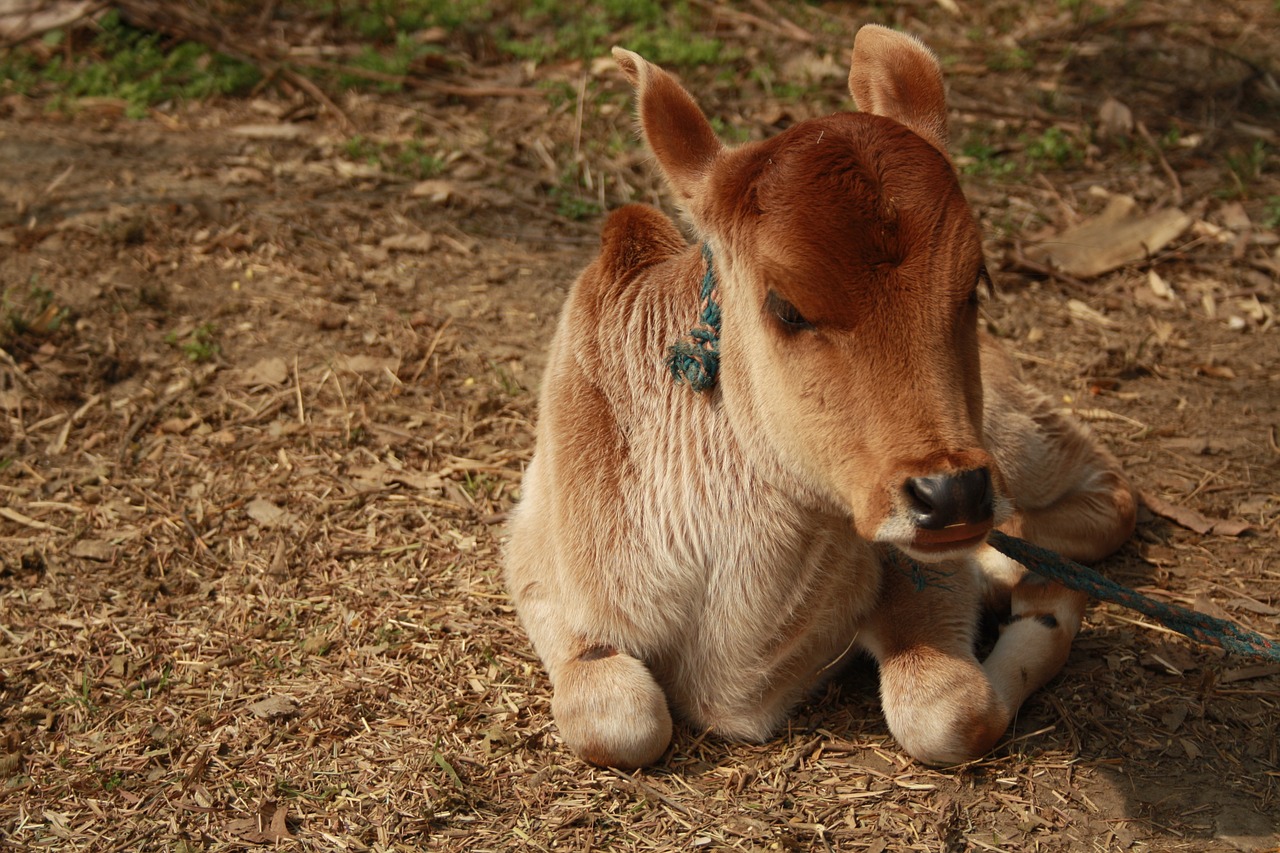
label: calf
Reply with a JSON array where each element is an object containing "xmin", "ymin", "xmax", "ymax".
[{"xmin": 505, "ymin": 25, "xmax": 1136, "ymax": 768}]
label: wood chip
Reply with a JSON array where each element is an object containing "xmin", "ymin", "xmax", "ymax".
[
  {"xmin": 381, "ymin": 232, "xmax": 436, "ymax": 253},
  {"xmin": 69, "ymin": 540, "xmax": 115, "ymax": 561},
  {"xmin": 0, "ymin": 506, "xmax": 65, "ymax": 532},
  {"xmin": 229, "ymin": 123, "xmax": 309, "ymax": 140}
]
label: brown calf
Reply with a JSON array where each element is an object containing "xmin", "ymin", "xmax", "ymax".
[{"xmin": 505, "ymin": 25, "xmax": 1136, "ymax": 769}]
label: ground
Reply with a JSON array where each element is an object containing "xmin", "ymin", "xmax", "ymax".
[{"xmin": 2, "ymin": 2, "xmax": 1279, "ymax": 851}]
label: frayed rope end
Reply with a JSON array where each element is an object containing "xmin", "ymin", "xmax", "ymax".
[{"xmin": 668, "ymin": 340, "xmax": 719, "ymax": 392}]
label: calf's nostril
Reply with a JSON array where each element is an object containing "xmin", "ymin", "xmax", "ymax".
[
  {"xmin": 903, "ymin": 467, "xmax": 993, "ymax": 530},
  {"xmin": 904, "ymin": 477, "xmax": 936, "ymax": 514}
]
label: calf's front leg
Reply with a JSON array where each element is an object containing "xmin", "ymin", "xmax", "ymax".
[
  {"xmin": 551, "ymin": 642, "xmax": 673, "ymax": 769},
  {"xmin": 506, "ymin": 572, "xmax": 672, "ymax": 769},
  {"xmin": 981, "ymin": 339, "xmax": 1138, "ymax": 567},
  {"xmin": 863, "ymin": 552, "xmax": 1083, "ymax": 766}
]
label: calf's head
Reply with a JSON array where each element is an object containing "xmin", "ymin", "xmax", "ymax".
[{"xmin": 615, "ymin": 25, "xmax": 1009, "ymax": 562}]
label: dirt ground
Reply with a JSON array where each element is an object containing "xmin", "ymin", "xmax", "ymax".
[{"xmin": 2, "ymin": 2, "xmax": 1280, "ymax": 851}]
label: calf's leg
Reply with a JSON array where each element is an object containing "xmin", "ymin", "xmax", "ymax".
[
  {"xmin": 864, "ymin": 552, "xmax": 1084, "ymax": 766},
  {"xmin": 506, "ymin": 554, "xmax": 671, "ymax": 768},
  {"xmin": 981, "ymin": 339, "xmax": 1137, "ymax": 567},
  {"xmin": 549, "ymin": 638, "xmax": 672, "ymax": 769}
]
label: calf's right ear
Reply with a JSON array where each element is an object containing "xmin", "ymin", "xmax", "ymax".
[
  {"xmin": 848, "ymin": 24, "xmax": 951, "ymax": 159},
  {"xmin": 613, "ymin": 47, "xmax": 723, "ymax": 213}
]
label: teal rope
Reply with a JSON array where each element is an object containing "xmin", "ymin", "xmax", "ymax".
[
  {"xmin": 986, "ymin": 530, "xmax": 1280, "ymax": 661},
  {"xmin": 668, "ymin": 243, "xmax": 721, "ymax": 392}
]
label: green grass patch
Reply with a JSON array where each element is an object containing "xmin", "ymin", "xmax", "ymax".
[
  {"xmin": 1262, "ymin": 196, "xmax": 1280, "ymax": 229},
  {"xmin": 338, "ymin": 33, "xmax": 444, "ymax": 93},
  {"xmin": 342, "ymin": 134, "xmax": 446, "ymax": 179},
  {"xmin": 1221, "ymin": 140, "xmax": 1271, "ymax": 200},
  {"xmin": 2, "ymin": 280, "xmax": 69, "ymax": 347},
  {"xmin": 0, "ymin": 1, "xmax": 737, "ymax": 110},
  {"xmin": 986, "ymin": 45, "xmax": 1035, "ymax": 72},
  {"xmin": 549, "ymin": 167, "xmax": 603, "ymax": 221},
  {"xmin": 1023, "ymin": 126, "xmax": 1084, "ymax": 170},
  {"xmin": 165, "ymin": 323, "xmax": 221, "ymax": 363},
  {"xmin": 958, "ymin": 138, "xmax": 1016, "ymax": 178},
  {"xmin": 504, "ymin": 0, "xmax": 733, "ymax": 67},
  {"xmin": 959, "ymin": 125, "xmax": 1086, "ymax": 178},
  {"xmin": 307, "ymin": 0, "xmax": 493, "ymax": 40},
  {"xmin": 0, "ymin": 10, "xmax": 259, "ymax": 118}
]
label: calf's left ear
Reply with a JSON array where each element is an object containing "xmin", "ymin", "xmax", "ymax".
[
  {"xmin": 848, "ymin": 25, "xmax": 951, "ymax": 159},
  {"xmin": 614, "ymin": 47, "xmax": 723, "ymax": 212}
]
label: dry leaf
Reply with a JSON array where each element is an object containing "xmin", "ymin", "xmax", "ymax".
[
  {"xmin": 1220, "ymin": 663, "xmax": 1280, "ymax": 683},
  {"xmin": 1194, "ymin": 364, "xmax": 1236, "ymax": 380},
  {"xmin": 339, "ymin": 354, "xmax": 401, "ymax": 374},
  {"xmin": 157, "ymin": 416, "xmax": 200, "ymax": 435},
  {"xmin": 245, "ymin": 498, "xmax": 293, "ymax": 528},
  {"xmin": 347, "ymin": 464, "xmax": 390, "ymax": 489},
  {"xmin": 1226, "ymin": 598, "xmax": 1280, "ymax": 616},
  {"xmin": 336, "ymin": 160, "xmax": 384, "ymax": 180},
  {"xmin": 0, "ymin": 0, "xmax": 97, "ymax": 41},
  {"xmin": 0, "ymin": 506, "xmax": 66, "ymax": 532},
  {"xmin": 1206, "ymin": 518, "xmax": 1251, "ymax": 537},
  {"xmin": 1141, "ymin": 491, "xmax": 1252, "ymax": 537},
  {"xmin": 438, "ymin": 232, "xmax": 478, "ymax": 255},
  {"xmin": 780, "ymin": 51, "xmax": 844, "ymax": 83},
  {"xmin": 1191, "ymin": 596, "xmax": 1232, "ymax": 621},
  {"xmin": 1218, "ymin": 201, "xmax": 1252, "ymax": 232},
  {"xmin": 227, "ymin": 798, "xmax": 294, "ymax": 843},
  {"xmin": 237, "ymin": 356, "xmax": 289, "ymax": 387},
  {"xmin": 1160, "ymin": 703, "xmax": 1189, "ymax": 731},
  {"xmin": 1097, "ymin": 97, "xmax": 1134, "ymax": 138},
  {"xmin": 1027, "ymin": 194, "xmax": 1191, "ymax": 278},
  {"xmin": 247, "ymin": 694, "xmax": 299, "ymax": 720},
  {"xmin": 206, "ymin": 429, "xmax": 237, "ymax": 446},
  {"xmin": 410, "ymin": 179, "xmax": 456, "ymax": 203},
  {"xmin": 1149, "ymin": 318, "xmax": 1176, "ymax": 345}
]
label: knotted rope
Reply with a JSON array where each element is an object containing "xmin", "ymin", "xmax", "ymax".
[
  {"xmin": 667, "ymin": 243, "xmax": 720, "ymax": 392},
  {"xmin": 667, "ymin": 251, "xmax": 1280, "ymax": 661}
]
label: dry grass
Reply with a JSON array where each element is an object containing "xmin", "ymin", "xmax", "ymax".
[{"xmin": 3, "ymin": 1, "xmax": 1280, "ymax": 850}]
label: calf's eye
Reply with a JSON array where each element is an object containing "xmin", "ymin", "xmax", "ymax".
[{"xmin": 765, "ymin": 290, "xmax": 812, "ymax": 331}]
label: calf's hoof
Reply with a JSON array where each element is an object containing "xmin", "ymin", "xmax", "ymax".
[
  {"xmin": 552, "ymin": 650, "xmax": 672, "ymax": 768},
  {"xmin": 882, "ymin": 659, "xmax": 1007, "ymax": 767},
  {"xmin": 890, "ymin": 699, "xmax": 1005, "ymax": 767}
]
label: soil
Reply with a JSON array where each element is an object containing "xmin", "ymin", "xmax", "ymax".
[{"xmin": 2, "ymin": 2, "xmax": 1279, "ymax": 851}]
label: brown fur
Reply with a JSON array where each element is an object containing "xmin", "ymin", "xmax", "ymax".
[{"xmin": 505, "ymin": 25, "xmax": 1136, "ymax": 769}]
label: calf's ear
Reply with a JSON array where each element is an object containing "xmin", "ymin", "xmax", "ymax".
[
  {"xmin": 614, "ymin": 47, "xmax": 722, "ymax": 213},
  {"xmin": 848, "ymin": 25, "xmax": 951, "ymax": 159}
]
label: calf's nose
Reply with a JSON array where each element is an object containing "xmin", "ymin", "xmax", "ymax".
[{"xmin": 903, "ymin": 468, "xmax": 993, "ymax": 529}]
